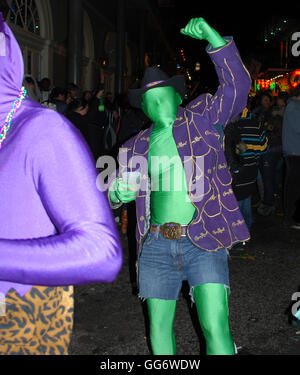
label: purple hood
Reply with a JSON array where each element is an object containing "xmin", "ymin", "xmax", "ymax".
[{"xmin": 0, "ymin": 12, "xmax": 24, "ymax": 124}]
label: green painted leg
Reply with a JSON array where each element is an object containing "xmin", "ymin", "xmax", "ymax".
[
  {"xmin": 193, "ymin": 283, "xmax": 235, "ymax": 355},
  {"xmin": 146, "ymin": 298, "xmax": 177, "ymax": 355}
]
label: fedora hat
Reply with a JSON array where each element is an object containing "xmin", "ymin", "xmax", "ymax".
[{"xmin": 128, "ymin": 66, "xmax": 186, "ymax": 109}]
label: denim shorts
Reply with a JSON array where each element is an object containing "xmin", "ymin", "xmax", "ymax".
[{"xmin": 138, "ymin": 228, "xmax": 230, "ymax": 302}]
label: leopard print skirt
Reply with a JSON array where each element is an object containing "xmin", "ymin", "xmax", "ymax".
[{"xmin": 0, "ymin": 286, "xmax": 74, "ymax": 355}]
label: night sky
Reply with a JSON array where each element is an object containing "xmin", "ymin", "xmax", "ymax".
[
  {"xmin": 163, "ymin": 1, "xmax": 296, "ymax": 53},
  {"xmin": 157, "ymin": 1, "xmax": 300, "ymax": 90}
]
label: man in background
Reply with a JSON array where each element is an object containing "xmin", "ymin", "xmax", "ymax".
[{"xmin": 282, "ymin": 85, "xmax": 300, "ymax": 229}]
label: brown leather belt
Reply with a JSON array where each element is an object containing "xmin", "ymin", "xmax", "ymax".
[{"xmin": 150, "ymin": 223, "xmax": 188, "ymax": 240}]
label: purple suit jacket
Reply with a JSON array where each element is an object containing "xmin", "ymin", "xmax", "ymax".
[{"xmin": 113, "ymin": 38, "xmax": 251, "ymax": 253}]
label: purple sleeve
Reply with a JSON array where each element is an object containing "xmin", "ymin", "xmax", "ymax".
[
  {"xmin": 187, "ymin": 37, "xmax": 251, "ymax": 127},
  {"xmin": 0, "ymin": 118, "xmax": 122, "ymax": 286}
]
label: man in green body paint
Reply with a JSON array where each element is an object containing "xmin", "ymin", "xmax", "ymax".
[{"xmin": 109, "ymin": 17, "xmax": 251, "ymax": 355}]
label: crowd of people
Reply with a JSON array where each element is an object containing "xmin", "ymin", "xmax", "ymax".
[
  {"xmin": 22, "ymin": 76, "xmax": 149, "ymax": 160},
  {"xmin": 224, "ymin": 86, "xmax": 300, "ymax": 250}
]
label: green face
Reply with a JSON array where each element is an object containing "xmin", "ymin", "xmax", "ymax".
[{"xmin": 141, "ymin": 86, "xmax": 182, "ymax": 128}]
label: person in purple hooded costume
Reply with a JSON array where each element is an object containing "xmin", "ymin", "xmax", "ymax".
[{"xmin": 0, "ymin": 12, "xmax": 122, "ymax": 355}]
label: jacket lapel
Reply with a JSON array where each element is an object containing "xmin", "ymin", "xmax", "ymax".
[{"xmin": 172, "ymin": 107, "xmax": 191, "ymax": 161}]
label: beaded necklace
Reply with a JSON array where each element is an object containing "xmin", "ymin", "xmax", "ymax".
[{"xmin": 0, "ymin": 86, "xmax": 27, "ymax": 149}]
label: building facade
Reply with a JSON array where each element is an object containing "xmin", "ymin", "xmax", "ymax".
[{"xmin": 4, "ymin": 0, "xmax": 175, "ymax": 96}]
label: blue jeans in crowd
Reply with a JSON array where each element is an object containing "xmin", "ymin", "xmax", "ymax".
[
  {"xmin": 259, "ymin": 149, "xmax": 283, "ymax": 206},
  {"xmin": 238, "ymin": 196, "xmax": 252, "ymax": 231}
]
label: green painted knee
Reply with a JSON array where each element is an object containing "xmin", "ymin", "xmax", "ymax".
[
  {"xmin": 193, "ymin": 283, "xmax": 235, "ymax": 355},
  {"xmin": 147, "ymin": 298, "xmax": 177, "ymax": 355}
]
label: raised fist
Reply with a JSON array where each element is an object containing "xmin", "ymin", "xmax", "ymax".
[
  {"xmin": 180, "ymin": 17, "xmax": 226, "ymax": 49},
  {"xmin": 180, "ymin": 18, "xmax": 213, "ymax": 41}
]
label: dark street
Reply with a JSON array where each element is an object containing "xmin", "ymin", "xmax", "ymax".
[{"xmin": 69, "ymin": 209, "xmax": 300, "ymax": 356}]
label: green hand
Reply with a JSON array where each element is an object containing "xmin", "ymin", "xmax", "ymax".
[
  {"xmin": 109, "ymin": 178, "xmax": 137, "ymax": 204},
  {"xmin": 180, "ymin": 17, "xmax": 226, "ymax": 49}
]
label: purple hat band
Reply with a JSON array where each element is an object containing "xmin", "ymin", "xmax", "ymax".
[{"xmin": 144, "ymin": 80, "xmax": 164, "ymax": 89}]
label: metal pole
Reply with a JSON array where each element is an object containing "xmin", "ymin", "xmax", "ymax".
[
  {"xmin": 115, "ymin": 0, "xmax": 126, "ymax": 96},
  {"xmin": 68, "ymin": 0, "xmax": 83, "ymax": 85}
]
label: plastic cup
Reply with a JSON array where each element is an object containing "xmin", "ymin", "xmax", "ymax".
[{"xmin": 122, "ymin": 171, "xmax": 141, "ymax": 194}]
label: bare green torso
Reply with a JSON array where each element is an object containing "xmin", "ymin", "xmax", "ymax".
[{"xmin": 148, "ymin": 126, "xmax": 195, "ymax": 225}]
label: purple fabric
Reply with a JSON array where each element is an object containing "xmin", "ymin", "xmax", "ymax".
[
  {"xmin": 115, "ymin": 38, "xmax": 252, "ymax": 252},
  {"xmin": 0, "ymin": 13, "xmax": 122, "ymax": 297}
]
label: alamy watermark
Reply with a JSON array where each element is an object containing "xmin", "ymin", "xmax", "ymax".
[
  {"xmin": 291, "ymin": 32, "xmax": 300, "ymax": 57},
  {"xmin": 291, "ymin": 292, "xmax": 300, "ymax": 318},
  {"xmin": 0, "ymin": 32, "xmax": 6, "ymax": 57},
  {"xmin": 96, "ymin": 152, "xmax": 206, "ymax": 202},
  {"xmin": 0, "ymin": 293, "xmax": 6, "ymax": 317}
]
